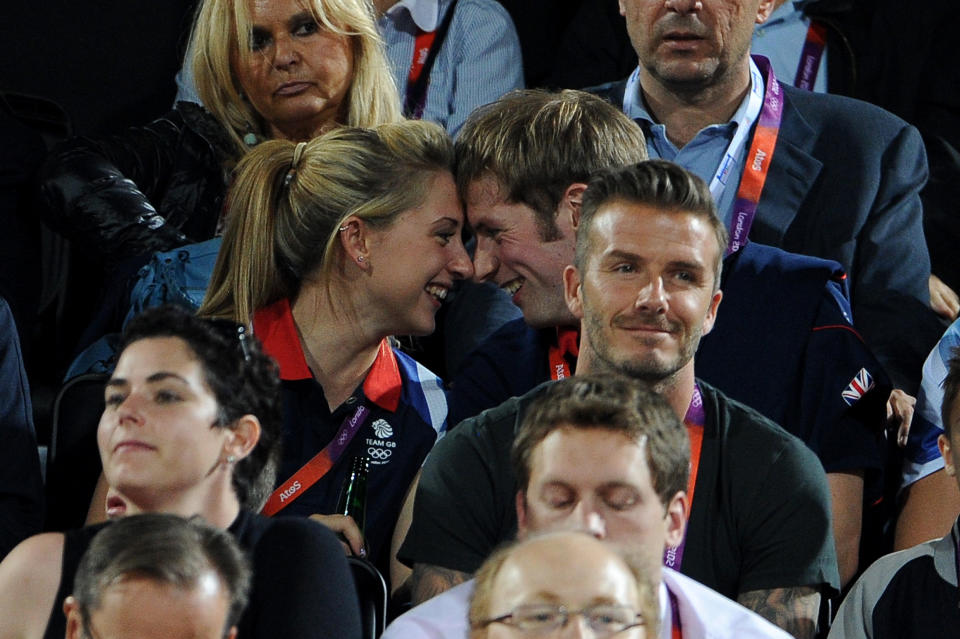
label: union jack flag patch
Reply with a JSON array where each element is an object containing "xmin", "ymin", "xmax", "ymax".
[{"xmin": 841, "ymin": 368, "xmax": 874, "ymax": 406}]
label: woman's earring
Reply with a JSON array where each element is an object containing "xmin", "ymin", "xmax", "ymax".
[
  {"xmin": 242, "ymin": 119, "xmax": 259, "ymax": 147},
  {"xmin": 226, "ymin": 455, "xmax": 237, "ymax": 464},
  {"xmin": 357, "ymin": 256, "xmax": 365, "ymax": 263}
]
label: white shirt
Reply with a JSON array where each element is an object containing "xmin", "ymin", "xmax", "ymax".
[{"xmin": 382, "ymin": 568, "xmax": 792, "ymax": 639}]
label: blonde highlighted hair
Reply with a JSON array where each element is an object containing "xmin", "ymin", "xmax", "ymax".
[
  {"xmin": 199, "ymin": 120, "xmax": 454, "ymax": 323},
  {"xmin": 188, "ymin": 0, "xmax": 401, "ymax": 155}
]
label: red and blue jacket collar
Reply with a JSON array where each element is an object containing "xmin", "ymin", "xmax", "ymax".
[{"xmin": 252, "ymin": 298, "xmax": 402, "ymax": 412}]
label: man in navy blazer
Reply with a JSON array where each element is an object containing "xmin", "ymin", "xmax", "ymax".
[{"xmin": 596, "ymin": 0, "xmax": 940, "ymax": 391}]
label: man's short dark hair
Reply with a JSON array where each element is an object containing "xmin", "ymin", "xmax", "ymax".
[
  {"xmin": 576, "ymin": 160, "xmax": 729, "ymax": 289},
  {"xmin": 121, "ymin": 305, "xmax": 282, "ymax": 510},
  {"xmin": 72, "ymin": 513, "xmax": 251, "ymax": 638},
  {"xmin": 941, "ymin": 347, "xmax": 960, "ymax": 438},
  {"xmin": 511, "ymin": 375, "xmax": 689, "ymax": 508},
  {"xmin": 455, "ymin": 89, "xmax": 648, "ymax": 241}
]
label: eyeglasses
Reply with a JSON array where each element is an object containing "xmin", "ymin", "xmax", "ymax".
[{"xmin": 477, "ymin": 603, "xmax": 644, "ymax": 636}]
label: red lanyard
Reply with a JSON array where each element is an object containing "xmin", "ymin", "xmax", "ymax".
[
  {"xmin": 405, "ymin": 29, "xmax": 437, "ymax": 119},
  {"xmin": 793, "ymin": 20, "xmax": 828, "ymax": 91},
  {"xmin": 546, "ymin": 327, "xmax": 579, "ymax": 381},
  {"xmin": 408, "ymin": 29, "xmax": 436, "ymax": 88},
  {"xmin": 726, "ymin": 56, "xmax": 785, "ymax": 255},
  {"xmin": 261, "ymin": 404, "xmax": 372, "ymax": 516},
  {"xmin": 663, "ymin": 385, "xmax": 705, "ymax": 571}
]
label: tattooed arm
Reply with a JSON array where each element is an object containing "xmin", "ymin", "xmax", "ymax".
[
  {"xmin": 409, "ymin": 563, "xmax": 471, "ymax": 606},
  {"xmin": 737, "ymin": 586, "xmax": 820, "ymax": 639}
]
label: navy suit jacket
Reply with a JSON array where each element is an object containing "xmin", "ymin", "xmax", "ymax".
[
  {"xmin": 590, "ymin": 78, "xmax": 941, "ymax": 389},
  {"xmin": 752, "ymin": 84, "xmax": 939, "ymax": 389}
]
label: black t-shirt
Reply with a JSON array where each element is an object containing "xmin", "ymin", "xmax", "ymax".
[
  {"xmin": 399, "ymin": 380, "xmax": 840, "ymax": 599},
  {"xmin": 44, "ymin": 510, "xmax": 363, "ymax": 639}
]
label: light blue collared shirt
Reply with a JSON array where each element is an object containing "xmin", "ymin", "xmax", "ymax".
[
  {"xmin": 378, "ymin": 0, "xmax": 524, "ymax": 135},
  {"xmin": 752, "ymin": 0, "xmax": 828, "ymax": 93},
  {"xmin": 623, "ymin": 59, "xmax": 763, "ymax": 226}
]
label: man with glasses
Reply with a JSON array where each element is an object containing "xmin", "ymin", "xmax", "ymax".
[{"xmin": 468, "ymin": 531, "xmax": 655, "ymax": 639}]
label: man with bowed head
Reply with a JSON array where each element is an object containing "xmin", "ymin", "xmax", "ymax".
[{"xmin": 385, "ymin": 374, "xmax": 792, "ymax": 638}]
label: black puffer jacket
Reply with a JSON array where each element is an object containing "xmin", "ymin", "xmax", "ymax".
[{"xmin": 36, "ymin": 102, "xmax": 236, "ymax": 266}]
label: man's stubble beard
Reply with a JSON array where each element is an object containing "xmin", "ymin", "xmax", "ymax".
[{"xmin": 580, "ymin": 302, "xmax": 703, "ymax": 396}]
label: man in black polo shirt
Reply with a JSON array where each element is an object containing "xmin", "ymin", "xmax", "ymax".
[{"xmin": 399, "ymin": 161, "xmax": 838, "ymax": 638}]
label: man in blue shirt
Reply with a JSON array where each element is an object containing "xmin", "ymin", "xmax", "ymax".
[
  {"xmin": 373, "ymin": 0, "xmax": 523, "ymax": 135},
  {"xmin": 594, "ymin": 0, "xmax": 939, "ymax": 396}
]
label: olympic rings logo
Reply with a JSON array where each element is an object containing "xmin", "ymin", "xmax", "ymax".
[{"xmin": 367, "ymin": 447, "xmax": 392, "ymax": 461}]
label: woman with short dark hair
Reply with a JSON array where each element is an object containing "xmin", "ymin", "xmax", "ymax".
[{"xmin": 0, "ymin": 305, "xmax": 363, "ymax": 639}]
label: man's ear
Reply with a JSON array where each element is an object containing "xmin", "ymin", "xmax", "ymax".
[
  {"xmin": 939, "ymin": 434, "xmax": 955, "ymax": 477},
  {"xmin": 63, "ymin": 596, "xmax": 83, "ymax": 639},
  {"xmin": 225, "ymin": 414, "xmax": 261, "ymax": 462},
  {"xmin": 563, "ymin": 265, "xmax": 584, "ymax": 319},
  {"xmin": 515, "ymin": 490, "xmax": 530, "ymax": 539},
  {"xmin": 701, "ymin": 289, "xmax": 723, "ymax": 336},
  {"xmin": 756, "ymin": 0, "xmax": 777, "ymax": 24},
  {"xmin": 663, "ymin": 491, "xmax": 688, "ymax": 549},
  {"xmin": 561, "ymin": 183, "xmax": 588, "ymax": 231},
  {"xmin": 338, "ymin": 217, "xmax": 372, "ymax": 270}
]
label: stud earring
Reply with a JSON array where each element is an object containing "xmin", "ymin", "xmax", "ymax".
[
  {"xmin": 242, "ymin": 119, "xmax": 259, "ymax": 147},
  {"xmin": 357, "ymin": 256, "xmax": 365, "ymax": 263},
  {"xmin": 226, "ymin": 455, "xmax": 237, "ymax": 464}
]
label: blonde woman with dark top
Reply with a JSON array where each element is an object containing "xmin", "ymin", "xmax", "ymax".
[{"xmin": 200, "ymin": 119, "xmax": 473, "ymax": 579}]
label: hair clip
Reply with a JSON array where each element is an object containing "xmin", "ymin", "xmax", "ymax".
[
  {"xmin": 283, "ymin": 141, "xmax": 308, "ymax": 189},
  {"xmin": 237, "ymin": 324, "xmax": 252, "ymax": 362}
]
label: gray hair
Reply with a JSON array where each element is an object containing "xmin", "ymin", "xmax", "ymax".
[{"xmin": 72, "ymin": 513, "xmax": 251, "ymax": 638}]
